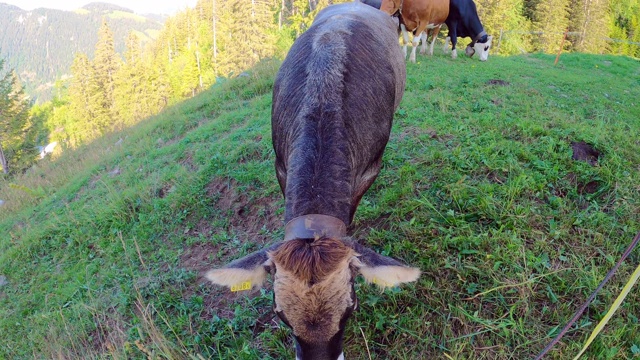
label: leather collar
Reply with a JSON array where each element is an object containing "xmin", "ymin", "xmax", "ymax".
[
  {"xmin": 470, "ymin": 30, "xmax": 488, "ymax": 46},
  {"xmin": 284, "ymin": 214, "xmax": 347, "ymax": 241}
]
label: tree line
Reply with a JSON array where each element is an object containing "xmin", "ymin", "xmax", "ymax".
[{"xmin": 1, "ymin": 0, "xmax": 638, "ymax": 176}]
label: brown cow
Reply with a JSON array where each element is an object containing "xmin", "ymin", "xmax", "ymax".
[
  {"xmin": 381, "ymin": 0, "xmax": 449, "ymax": 62},
  {"xmin": 381, "ymin": 0, "xmax": 493, "ymax": 62},
  {"xmin": 206, "ymin": 2, "xmax": 420, "ymax": 359}
]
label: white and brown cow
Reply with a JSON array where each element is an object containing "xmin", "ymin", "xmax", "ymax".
[
  {"xmin": 380, "ymin": 0, "xmax": 449, "ymax": 62},
  {"xmin": 380, "ymin": 0, "xmax": 492, "ymax": 62},
  {"xmin": 206, "ymin": 2, "xmax": 420, "ymax": 360}
]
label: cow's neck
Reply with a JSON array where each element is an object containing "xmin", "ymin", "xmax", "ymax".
[
  {"xmin": 466, "ymin": 17, "xmax": 485, "ymax": 43},
  {"xmin": 284, "ymin": 214, "xmax": 347, "ymax": 241},
  {"xmin": 283, "ymin": 116, "xmax": 353, "ymax": 225}
]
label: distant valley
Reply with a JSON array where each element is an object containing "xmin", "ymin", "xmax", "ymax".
[{"xmin": 0, "ymin": 2, "xmax": 164, "ymax": 101}]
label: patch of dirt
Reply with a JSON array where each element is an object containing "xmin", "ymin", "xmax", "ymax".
[
  {"xmin": 485, "ymin": 170, "xmax": 506, "ymax": 184},
  {"xmin": 180, "ymin": 242, "xmax": 256, "ymax": 320},
  {"xmin": 199, "ymin": 289, "xmax": 243, "ymax": 321},
  {"xmin": 205, "ymin": 177, "xmax": 283, "ymax": 241},
  {"xmin": 559, "ymin": 172, "xmax": 601, "ymax": 197},
  {"xmin": 577, "ymin": 180, "xmax": 600, "ymax": 195},
  {"xmin": 486, "ymin": 79, "xmax": 510, "ymax": 86},
  {"xmin": 89, "ymin": 310, "xmax": 127, "ymax": 354},
  {"xmin": 180, "ymin": 177, "xmax": 283, "ymax": 320},
  {"xmin": 156, "ymin": 183, "xmax": 176, "ymax": 199},
  {"xmin": 183, "ymin": 218, "xmax": 214, "ymax": 237},
  {"xmin": 396, "ymin": 126, "xmax": 422, "ymax": 141},
  {"xmin": 252, "ymin": 309, "xmax": 277, "ymax": 336},
  {"xmin": 571, "ymin": 141, "xmax": 601, "ymax": 166},
  {"xmin": 450, "ymin": 316, "xmax": 468, "ymax": 337},
  {"xmin": 180, "ymin": 242, "xmax": 224, "ymax": 274},
  {"xmin": 179, "ymin": 151, "xmax": 198, "ymax": 172},
  {"xmin": 424, "ymin": 128, "xmax": 454, "ymax": 142}
]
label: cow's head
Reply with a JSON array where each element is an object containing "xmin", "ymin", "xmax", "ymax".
[
  {"xmin": 206, "ymin": 233, "xmax": 420, "ymax": 360},
  {"xmin": 466, "ymin": 35, "xmax": 493, "ymax": 61}
]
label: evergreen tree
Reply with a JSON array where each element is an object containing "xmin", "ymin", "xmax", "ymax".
[
  {"xmin": 92, "ymin": 19, "xmax": 120, "ymax": 132},
  {"xmin": 215, "ymin": 0, "xmax": 278, "ymax": 76},
  {"xmin": 569, "ymin": 0, "xmax": 611, "ymax": 53},
  {"xmin": 476, "ymin": 0, "xmax": 532, "ymax": 54},
  {"xmin": 531, "ymin": 0, "xmax": 571, "ymax": 52},
  {"xmin": 67, "ymin": 53, "xmax": 97, "ymax": 143},
  {"xmin": 114, "ymin": 33, "xmax": 145, "ymax": 126},
  {"xmin": 0, "ymin": 58, "xmax": 35, "ymax": 175}
]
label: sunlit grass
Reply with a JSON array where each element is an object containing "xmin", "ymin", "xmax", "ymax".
[{"xmin": 1, "ymin": 53, "xmax": 639, "ymax": 359}]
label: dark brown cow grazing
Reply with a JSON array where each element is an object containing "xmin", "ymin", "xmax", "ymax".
[{"xmin": 206, "ymin": 2, "xmax": 420, "ymax": 359}]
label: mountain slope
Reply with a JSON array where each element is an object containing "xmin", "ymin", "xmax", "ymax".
[
  {"xmin": 0, "ymin": 53, "xmax": 639, "ymax": 359},
  {"xmin": 0, "ymin": 2, "xmax": 164, "ymax": 101}
]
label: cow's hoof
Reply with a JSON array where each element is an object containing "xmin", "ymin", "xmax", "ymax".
[{"xmin": 452, "ymin": 49, "xmax": 458, "ymax": 59}]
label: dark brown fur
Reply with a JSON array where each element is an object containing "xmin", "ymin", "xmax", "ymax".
[{"xmin": 270, "ymin": 237, "xmax": 354, "ymax": 285}]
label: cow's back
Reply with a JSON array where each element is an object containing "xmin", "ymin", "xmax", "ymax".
[
  {"xmin": 446, "ymin": 0, "xmax": 484, "ymax": 38},
  {"xmin": 390, "ymin": 0, "xmax": 449, "ymax": 32},
  {"xmin": 271, "ymin": 2, "xmax": 406, "ymax": 225}
]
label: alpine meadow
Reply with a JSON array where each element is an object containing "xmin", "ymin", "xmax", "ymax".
[{"xmin": 1, "ymin": 0, "xmax": 640, "ymax": 359}]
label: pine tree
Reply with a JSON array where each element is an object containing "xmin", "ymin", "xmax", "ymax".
[
  {"xmin": 531, "ymin": 0, "xmax": 571, "ymax": 52},
  {"xmin": 114, "ymin": 32, "xmax": 145, "ymax": 126},
  {"xmin": 0, "ymin": 58, "xmax": 34, "ymax": 175},
  {"xmin": 92, "ymin": 19, "xmax": 121, "ymax": 132},
  {"xmin": 67, "ymin": 53, "xmax": 97, "ymax": 143},
  {"xmin": 569, "ymin": 0, "xmax": 610, "ymax": 53},
  {"xmin": 475, "ymin": 0, "xmax": 532, "ymax": 54},
  {"xmin": 215, "ymin": 0, "xmax": 278, "ymax": 76}
]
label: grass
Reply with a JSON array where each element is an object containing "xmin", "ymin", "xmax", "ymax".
[{"xmin": 1, "ymin": 51, "xmax": 639, "ymax": 359}]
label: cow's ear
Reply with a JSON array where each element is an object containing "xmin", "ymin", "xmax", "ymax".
[
  {"xmin": 205, "ymin": 243, "xmax": 281, "ymax": 291},
  {"xmin": 350, "ymin": 242, "xmax": 420, "ymax": 288}
]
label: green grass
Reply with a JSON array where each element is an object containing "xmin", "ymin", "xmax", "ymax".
[{"xmin": 1, "ymin": 52, "xmax": 639, "ymax": 359}]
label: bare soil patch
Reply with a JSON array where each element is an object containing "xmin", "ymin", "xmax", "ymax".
[
  {"xmin": 89, "ymin": 310, "xmax": 128, "ymax": 354},
  {"xmin": 571, "ymin": 141, "xmax": 601, "ymax": 166},
  {"xmin": 179, "ymin": 151, "xmax": 198, "ymax": 172},
  {"xmin": 180, "ymin": 177, "xmax": 283, "ymax": 319},
  {"xmin": 205, "ymin": 177, "xmax": 282, "ymax": 242},
  {"xmin": 486, "ymin": 79, "xmax": 510, "ymax": 86}
]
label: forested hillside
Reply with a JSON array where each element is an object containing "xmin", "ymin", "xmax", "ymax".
[{"xmin": 0, "ymin": 2, "xmax": 163, "ymax": 100}]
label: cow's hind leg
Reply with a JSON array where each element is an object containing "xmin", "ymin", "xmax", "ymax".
[
  {"xmin": 409, "ymin": 31, "xmax": 422, "ymax": 63},
  {"xmin": 409, "ymin": 23, "xmax": 428, "ymax": 63},
  {"xmin": 419, "ymin": 31, "xmax": 429, "ymax": 55},
  {"xmin": 428, "ymin": 25, "xmax": 442, "ymax": 56},
  {"xmin": 400, "ymin": 24, "xmax": 410, "ymax": 59},
  {"xmin": 443, "ymin": 36, "xmax": 451, "ymax": 54}
]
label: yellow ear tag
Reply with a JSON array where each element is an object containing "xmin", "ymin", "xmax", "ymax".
[
  {"xmin": 372, "ymin": 277, "xmax": 393, "ymax": 288},
  {"xmin": 230, "ymin": 281, "xmax": 252, "ymax": 292}
]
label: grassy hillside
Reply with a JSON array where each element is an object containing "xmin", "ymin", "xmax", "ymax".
[{"xmin": 1, "ymin": 52, "xmax": 639, "ymax": 359}]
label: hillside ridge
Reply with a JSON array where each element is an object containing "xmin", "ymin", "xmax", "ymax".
[{"xmin": 0, "ymin": 1, "xmax": 163, "ymax": 101}]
